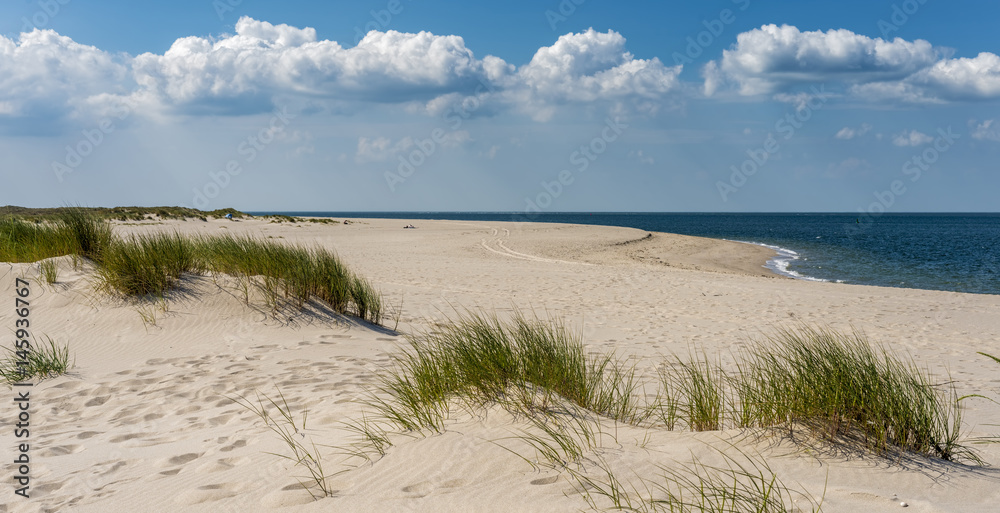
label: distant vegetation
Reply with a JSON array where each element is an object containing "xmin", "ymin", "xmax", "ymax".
[
  {"xmin": 0, "ymin": 205, "xmax": 248, "ymax": 222},
  {"xmin": 0, "ymin": 209, "xmax": 381, "ymax": 324}
]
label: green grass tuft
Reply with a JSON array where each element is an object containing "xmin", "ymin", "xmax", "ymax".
[
  {"xmin": 58, "ymin": 208, "xmax": 113, "ymax": 261},
  {"xmin": 1, "ymin": 212, "xmax": 382, "ymax": 324},
  {"xmin": 0, "ymin": 335, "xmax": 73, "ymax": 384},
  {"xmin": 729, "ymin": 326, "xmax": 966, "ymax": 460},
  {"xmin": 369, "ymin": 311, "xmax": 642, "ymax": 433},
  {"xmin": 0, "ymin": 218, "xmax": 74, "ymax": 263}
]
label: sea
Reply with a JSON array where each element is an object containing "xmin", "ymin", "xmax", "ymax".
[{"xmin": 249, "ymin": 212, "xmax": 1000, "ymax": 296}]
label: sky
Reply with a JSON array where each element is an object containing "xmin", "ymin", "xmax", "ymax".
[{"xmin": 1, "ymin": 0, "xmax": 998, "ymax": 213}]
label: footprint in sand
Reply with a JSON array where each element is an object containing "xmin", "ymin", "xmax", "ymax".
[
  {"xmin": 174, "ymin": 483, "xmax": 240, "ymax": 505},
  {"xmin": 109, "ymin": 432, "xmax": 152, "ymax": 443},
  {"xmin": 219, "ymin": 438, "xmax": 247, "ymax": 452},
  {"xmin": 85, "ymin": 395, "xmax": 111, "ymax": 407},
  {"xmin": 39, "ymin": 444, "xmax": 83, "ymax": 457},
  {"xmin": 166, "ymin": 453, "xmax": 202, "ymax": 466},
  {"xmin": 208, "ymin": 412, "xmax": 237, "ymax": 427}
]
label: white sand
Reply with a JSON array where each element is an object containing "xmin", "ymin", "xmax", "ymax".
[{"xmin": 2, "ymin": 217, "xmax": 1000, "ymax": 512}]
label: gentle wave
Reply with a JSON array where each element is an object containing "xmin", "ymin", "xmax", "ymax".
[{"xmin": 728, "ymin": 240, "xmax": 830, "ymax": 282}]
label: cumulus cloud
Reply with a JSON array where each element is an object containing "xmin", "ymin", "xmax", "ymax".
[
  {"xmin": 835, "ymin": 123, "xmax": 872, "ymax": 140},
  {"xmin": 892, "ymin": 130, "xmax": 934, "ymax": 147},
  {"xmin": 911, "ymin": 52, "xmax": 1000, "ymax": 101},
  {"xmin": 502, "ymin": 29, "xmax": 682, "ymax": 120},
  {"xmin": 970, "ymin": 119, "xmax": 1000, "ymax": 142},
  {"xmin": 0, "ymin": 29, "xmax": 129, "ymax": 128},
  {"xmin": 131, "ymin": 18, "xmax": 497, "ymax": 115},
  {"xmin": 0, "ymin": 18, "xmax": 684, "ymax": 125},
  {"xmin": 129, "ymin": 20, "xmax": 683, "ymax": 118},
  {"xmin": 705, "ymin": 24, "xmax": 1000, "ymax": 104},
  {"xmin": 705, "ymin": 24, "xmax": 937, "ymax": 95}
]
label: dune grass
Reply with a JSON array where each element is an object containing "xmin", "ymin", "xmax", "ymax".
[
  {"xmin": 234, "ymin": 389, "xmax": 336, "ymax": 500},
  {"xmin": 570, "ymin": 445, "xmax": 824, "ymax": 513},
  {"xmin": 197, "ymin": 234, "xmax": 382, "ymax": 323},
  {"xmin": 38, "ymin": 259, "xmax": 59, "ymax": 284},
  {"xmin": 59, "ymin": 208, "xmax": 114, "ymax": 261},
  {"xmin": 369, "ymin": 310, "xmax": 644, "ymax": 433},
  {"xmin": 0, "ymin": 217, "xmax": 75, "ymax": 263},
  {"xmin": 97, "ymin": 232, "xmax": 199, "ymax": 296},
  {"xmin": 728, "ymin": 326, "xmax": 966, "ymax": 460},
  {"xmin": 0, "ymin": 335, "xmax": 73, "ymax": 385},
  {"xmin": 0, "ymin": 211, "xmax": 384, "ymax": 324},
  {"xmin": 366, "ymin": 316, "xmax": 971, "ymax": 462}
]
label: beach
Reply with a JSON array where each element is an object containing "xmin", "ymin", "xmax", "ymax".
[{"xmin": 3, "ymin": 216, "xmax": 1000, "ymax": 512}]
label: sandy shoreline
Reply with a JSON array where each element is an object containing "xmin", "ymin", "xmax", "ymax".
[{"xmin": 3, "ymin": 217, "xmax": 1000, "ymax": 512}]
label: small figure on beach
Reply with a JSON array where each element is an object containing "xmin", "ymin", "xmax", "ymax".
[{"xmin": 404, "ymin": 224, "xmax": 416, "ymax": 229}]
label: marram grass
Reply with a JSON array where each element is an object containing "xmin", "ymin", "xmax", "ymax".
[
  {"xmin": 0, "ymin": 336, "xmax": 73, "ymax": 385},
  {"xmin": 367, "ymin": 316, "xmax": 973, "ymax": 462},
  {"xmin": 728, "ymin": 326, "xmax": 967, "ymax": 460},
  {"xmin": 368, "ymin": 310, "xmax": 645, "ymax": 433},
  {"xmin": 0, "ymin": 211, "xmax": 383, "ymax": 324}
]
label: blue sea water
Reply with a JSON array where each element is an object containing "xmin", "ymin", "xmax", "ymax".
[{"xmin": 250, "ymin": 212, "xmax": 1000, "ymax": 296}]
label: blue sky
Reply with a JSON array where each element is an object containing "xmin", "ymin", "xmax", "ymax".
[{"xmin": 1, "ymin": 0, "xmax": 998, "ymax": 213}]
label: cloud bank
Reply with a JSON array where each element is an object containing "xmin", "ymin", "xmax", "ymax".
[{"xmin": 704, "ymin": 24, "xmax": 1000, "ymax": 103}]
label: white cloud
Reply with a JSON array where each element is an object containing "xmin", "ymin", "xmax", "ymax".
[
  {"xmin": 705, "ymin": 24, "xmax": 937, "ymax": 96},
  {"xmin": 835, "ymin": 123, "xmax": 872, "ymax": 139},
  {"xmin": 706, "ymin": 24, "xmax": 1000, "ymax": 104},
  {"xmin": 131, "ymin": 18, "xmax": 497, "ymax": 115},
  {"xmin": 892, "ymin": 130, "xmax": 934, "ymax": 147},
  {"xmin": 0, "ymin": 29, "xmax": 128, "ymax": 126},
  {"xmin": 128, "ymin": 20, "xmax": 683, "ymax": 119},
  {"xmin": 0, "ymin": 19, "xmax": 683, "ymax": 125},
  {"xmin": 970, "ymin": 119, "xmax": 1000, "ymax": 142},
  {"xmin": 913, "ymin": 52, "xmax": 1000, "ymax": 101},
  {"xmin": 504, "ymin": 28, "xmax": 682, "ymax": 120}
]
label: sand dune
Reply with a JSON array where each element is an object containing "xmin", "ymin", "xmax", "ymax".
[{"xmin": 2, "ymin": 217, "xmax": 1000, "ymax": 512}]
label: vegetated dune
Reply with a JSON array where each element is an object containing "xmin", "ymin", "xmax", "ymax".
[{"xmin": 2, "ymin": 216, "xmax": 1000, "ymax": 512}]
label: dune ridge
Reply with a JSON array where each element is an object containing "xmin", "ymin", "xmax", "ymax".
[{"xmin": 2, "ymin": 217, "xmax": 1000, "ymax": 512}]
